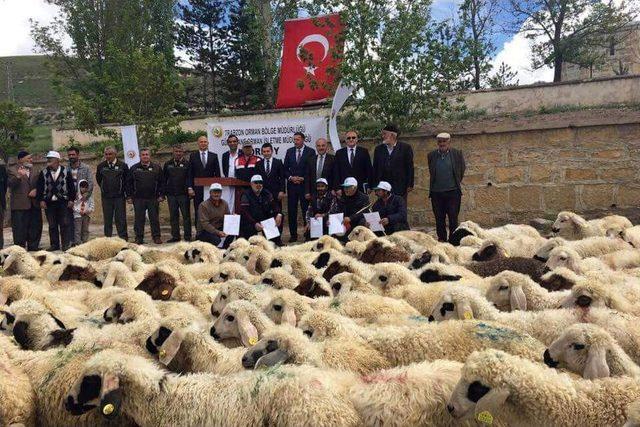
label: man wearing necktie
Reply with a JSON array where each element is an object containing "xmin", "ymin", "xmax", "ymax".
[
  {"xmin": 256, "ymin": 143, "xmax": 285, "ymax": 232},
  {"xmin": 188, "ymin": 136, "xmax": 221, "ymax": 228},
  {"xmin": 305, "ymin": 138, "xmax": 335, "ymax": 201},
  {"xmin": 283, "ymin": 132, "xmax": 315, "ymax": 242},
  {"xmin": 335, "ymin": 130, "xmax": 372, "ymax": 195}
]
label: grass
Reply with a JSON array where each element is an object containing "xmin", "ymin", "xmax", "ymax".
[{"xmin": 29, "ymin": 124, "xmax": 54, "ymax": 154}]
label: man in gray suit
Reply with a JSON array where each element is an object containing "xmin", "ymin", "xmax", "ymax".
[{"xmin": 8, "ymin": 151, "xmax": 42, "ymax": 250}]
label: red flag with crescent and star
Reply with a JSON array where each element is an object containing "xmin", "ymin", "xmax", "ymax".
[{"xmin": 275, "ymin": 14, "xmax": 344, "ymax": 109}]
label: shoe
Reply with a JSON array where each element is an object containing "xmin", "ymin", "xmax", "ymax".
[
  {"xmin": 47, "ymin": 246, "xmax": 60, "ymax": 252},
  {"xmin": 184, "ymin": 236, "xmax": 193, "ymax": 242},
  {"xmin": 153, "ymin": 237, "xmax": 163, "ymax": 244},
  {"xmin": 167, "ymin": 238, "xmax": 180, "ymax": 243},
  {"xmin": 135, "ymin": 239, "xmax": 144, "ymax": 245},
  {"xmin": 289, "ymin": 235, "xmax": 298, "ymax": 243}
]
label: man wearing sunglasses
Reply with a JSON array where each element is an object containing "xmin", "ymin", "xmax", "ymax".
[{"xmin": 335, "ymin": 130, "xmax": 372, "ymax": 195}]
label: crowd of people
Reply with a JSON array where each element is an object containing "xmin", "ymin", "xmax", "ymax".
[{"xmin": 0, "ymin": 124, "xmax": 466, "ymax": 251}]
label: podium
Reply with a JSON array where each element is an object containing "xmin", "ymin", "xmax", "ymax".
[{"xmin": 194, "ymin": 177, "xmax": 250, "ymax": 213}]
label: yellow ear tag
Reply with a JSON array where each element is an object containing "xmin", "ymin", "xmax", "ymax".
[
  {"xmin": 476, "ymin": 411, "xmax": 493, "ymax": 425},
  {"xmin": 248, "ymin": 337, "xmax": 258, "ymax": 346},
  {"xmin": 159, "ymin": 349, "xmax": 167, "ymax": 359},
  {"xmin": 161, "ymin": 290, "xmax": 169, "ymax": 296},
  {"xmin": 102, "ymin": 403, "xmax": 115, "ymax": 415},
  {"xmin": 463, "ymin": 311, "xmax": 473, "ymax": 320}
]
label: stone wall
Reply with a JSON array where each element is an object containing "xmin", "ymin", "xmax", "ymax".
[
  {"xmin": 359, "ymin": 111, "xmax": 640, "ymax": 226},
  {"xmin": 450, "ymin": 74, "xmax": 640, "ymax": 115}
]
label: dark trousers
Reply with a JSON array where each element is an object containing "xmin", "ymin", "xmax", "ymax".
[
  {"xmin": 65, "ymin": 208, "xmax": 75, "ymax": 247},
  {"xmin": 430, "ymin": 190, "xmax": 462, "ymax": 242},
  {"xmin": 193, "ymin": 188, "xmax": 204, "ymax": 228},
  {"xmin": 45, "ymin": 200, "xmax": 72, "ymax": 250},
  {"xmin": 102, "ymin": 197, "xmax": 128, "ymax": 239},
  {"xmin": 167, "ymin": 195, "xmax": 192, "ymax": 240},
  {"xmin": 287, "ymin": 184, "xmax": 309, "ymax": 238},
  {"xmin": 133, "ymin": 198, "xmax": 160, "ymax": 241},
  {"xmin": 11, "ymin": 207, "xmax": 42, "ymax": 251},
  {"xmin": 196, "ymin": 230, "xmax": 235, "ymax": 249},
  {"xmin": 0, "ymin": 209, "xmax": 3, "ymax": 249}
]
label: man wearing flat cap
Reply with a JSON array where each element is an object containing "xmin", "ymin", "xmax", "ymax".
[
  {"xmin": 372, "ymin": 124, "xmax": 415, "ymax": 203},
  {"xmin": 371, "ymin": 181, "xmax": 409, "ymax": 234},
  {"xmin": 428, "ymin": 132, "xmax": 465, "ymax": 242},
  {"xmin": 8, "ymin": 151, "xmax": 42, "ymax": 251}
]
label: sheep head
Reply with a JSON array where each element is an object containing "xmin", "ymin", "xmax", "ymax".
[
  {"xmin": 486, "ymin": 272, "xmax": 530, "ymax": 312},
  {"xmin": 293, "ymin": 277, "xmax": 331, "ymax": 298},
  {"xmin": 210, "ymin": 300, "xmax": 265, "ymax": 347},
  {"xmin": 136, "ymin": 268, "xmax": 177, "ymax": 300},
  {"xmin": 241, "ymin": 326, "xmax": 313, "ymax": 369},
  {"xmin": 544, "ymin": 324, "xmax": 614, "ymax": 379},
  {"xmin": 539, "ymin": 268, "xmax": 578, "ymax": 292}
]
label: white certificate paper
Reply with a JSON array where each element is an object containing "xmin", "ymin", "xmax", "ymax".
[
  {"xmin": 364, "ymin": 212, "xmax": 385, "ymax": 232},
  {"xmin": 328, "ymin": 213, "xmax": 345, "ymax": 235},
  {"xmin": 261, "ymin": 217, "xmax": 281, "ymax": 241},
  {"xmin": 310, "ymin": 217, "xmax": 323, "ymax": 238},
  {"xmin": 223, "ymin": 214, "xmax": 241, "ymax": 236}
]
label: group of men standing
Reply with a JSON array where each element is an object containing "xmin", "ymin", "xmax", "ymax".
[{"xmin": 0, "ymin": 124, "xmax": 467, "ymax": 251}]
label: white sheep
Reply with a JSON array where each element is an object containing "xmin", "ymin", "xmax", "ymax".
[
  {"xmin": 0, "ymin": 346, "xmax": 36, "ymax": 426},
  {"xmin": 258, "ymin": 268, "xmax": 300, "ymax": 290},
  {"xmin": 449, "ymin": 220, "xmax": 541, "ymax": 246},
  {"xmin": 625, "ymin": 400, "xmax": 640, "ymax": 427},
  {"xmin": 534, "ymin": 236, "xmax": 632, "ymax": 261},
  {"xmin": 68, "ymin": 237, "xmax": 130, "ymax": 260},
  {"xmin": 328, "ymin": 272, "xmax": 380, "ymax": 296},
  {"xmin": 211, "ymin": 279, "xmax": 269, "ymax": 317},
  {"xmin": 210, "ymin": 300, "xmax": 275, "ymax": 347},
  {"xmin": 447, "ymin": 349, "xmax": 640, "ymax": 426},
  {"xmin": 485, "ymin": 271, "xmax": 570, "ymax": 311},
  {"xmin": 559, "ymin": 278, "xmax": 640, "ymax": 315},
  {"xmin": 545, "ymin": 324, "xmax": 640, "ymax": 378},
  {"xmin": 0, "ymin": 245, "xmax": 40, "ymax": 278},
  {"xmin": 621, "ymin": 225, "xmax": 640, "ymax": 248},
  {"xmin": 552, "ymin": 211, "xmax": 632, "ymax": 240}
]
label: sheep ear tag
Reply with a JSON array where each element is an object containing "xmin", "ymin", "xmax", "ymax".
[
  {"xmin": 159, "ymin": 329, "xmax": 185, "ymax": 366},
  {"xmin": 476, "ymin": 411, "xmax": 493, "ymax": 425},
  {"xmin": 100, "ymin": 373, "xmax": 121, "ymax": 419},
  {"xmin": 238, "ymin": 315, "xmax": 259, "ymax": 347},
  {"xmin": 463, "ymin": 311, "xmax": 474, "ymax": 320}
]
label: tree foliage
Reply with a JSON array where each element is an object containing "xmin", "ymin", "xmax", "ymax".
[
  {"xmin": 31, "ymin": 0, "xmax": 180, "ymax": 148},
  {"xmin": 487, "ymin": 62, "xmax": 519, "ymax": 88},
  {"xmin": 0, "ymin": 101, "xmax": 33, "ymax": 161},
  {"xmin": 506, "ymin": 0, "xmax": 637, "ymax": 82}
]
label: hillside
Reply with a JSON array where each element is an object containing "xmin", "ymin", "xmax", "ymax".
[{"xmin": 0, "ymin": 55, "xmax": 58, "ymax": 110}]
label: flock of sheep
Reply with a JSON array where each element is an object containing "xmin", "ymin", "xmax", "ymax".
[{"xmin": 1, "ymin": 210, "xmax": 640, "ymax": 426}]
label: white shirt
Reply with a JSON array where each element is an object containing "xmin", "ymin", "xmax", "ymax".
[
  {"xmin": 228, "ymin": 151, "xmax": 238, "ymax": 178},
  {"xmin": 50, "ymin": 167, "xmax": 62, "ymax": 201},
  {"xmin": 200, "ymin": 150, "xmax": 208, "ymax": 165}
]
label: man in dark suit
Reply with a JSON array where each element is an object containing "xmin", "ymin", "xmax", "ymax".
[
  {"xmin": 304, "ymin": 138, "xmax": 335, "ymax": 199},
  {"xmin": 335, "ymin": 130, "xmax": 372, "ymax": 194},
  {"xmin": 9, "ymin": 151, "xmax": 42, "ymax": 251},
  {"xmin": 372, "ymin": 124, "xmax": 415, "ymax": 200},
  {"xmin": 283, "ymin": 132, "xmax": 315, "ymax": 242},
  {"xmin": 188, "ymin": 135, "xmax": 221, "ymax": 227},
  {"xmin": 221, "ymin": 134, "xmax": 242, "ymax": 178},
  {"xmin": 428, "ymin": 132, "xmax": 466, "ymax": 242},
  {"xmin": 255, "ymin": 143, "xmax": 285, "ymax": 205}
]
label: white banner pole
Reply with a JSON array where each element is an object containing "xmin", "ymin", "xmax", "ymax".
[{"xmin": 329, "ymin": 81, "xmax": 355, "ymax": 152}]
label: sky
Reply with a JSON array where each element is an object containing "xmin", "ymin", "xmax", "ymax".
[{"xmin": 0, "ymin": 0, "xmax": 553, "ymax": 84}]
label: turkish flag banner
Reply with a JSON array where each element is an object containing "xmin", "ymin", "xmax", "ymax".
[{"xmin": 275, "ymin": 14, "xmax": 343, "ymax": 109}]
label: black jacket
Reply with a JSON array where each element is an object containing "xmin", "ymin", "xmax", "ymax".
[
  {"xmin": 239, "ymin": 189, "xmax": 280, "ymax": 237},
  {"xmin": 372, "ymin": 194, "xmax": 409, "ymax": 233},
  {"xmin": 331, "ymin": 191, "xmax": 370, "ymax": 227},
  {"xmin": 0, "ymin": 164, "xmax": 7, "ymax": 211},
  {"xmin": 222, "ymin": 151, "xmax": 243, "ymax": 178},
  {"xmin": 283, "ymin": 145, "xmax": 315, "ymax": 188},
  {"xmin": 36, "ymin": 166, "xmax": 76, "ymax": 203},
  {"xmin": 96, "ymin": 160, "xmax": 129, "ymax": 198},
  {"xmin": 335, "ymin": 146, "xmax": 372, "ymax": 192},
  {"xmin": 188, "ymin": 151, "xmax": 221, "ymax": 192},
  {"xmin": 304, "ymin": 153, "xmax": 336, "ymax": 195},
  {"xmin": 427, "ymin": 148, "xmax": 466, "ymax": 195},
  {"xmin": 127, "ymin": 162, "xmax": 163, "ymax": 199},
  {"xmin": 372, "ymin": 141, "xmax": 415, "ymax": 196},
  {"xmin": 163, "ymin": 158, "xmax": 190, "ymax": 196},
  {"xmin": 255, "ymin": 157, "xmax": 285, "ymax": 196}
]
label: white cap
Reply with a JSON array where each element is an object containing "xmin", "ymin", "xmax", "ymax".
[
  {"xmin": 250, "ymin": 175, "xmax": 264, "ymax": 183},
  {"xmin": 341, "ymin": 177, "xmax": 358, "ymax": 188},
  {"xmin": 209, "ymin": 183, "xmax": 223, "ymax": 191},
  {"xmin": 46, "ymin": 150, "xmax": 61, "ymax": 159},
  {"xmin": 374, "ymin": 181, "xmax": 392, "ymax": 192},
  {"xmin": 316, "ymin": 178, "xmax": 328, "ymax": 185},
  {"xmin": 436, "ymin": 132, "xmax": 451, "ymax": 140}
]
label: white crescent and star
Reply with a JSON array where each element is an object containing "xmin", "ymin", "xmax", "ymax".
[{"xmin": 296, "ymin": 34, "xmax": 330, "ymax": 76}]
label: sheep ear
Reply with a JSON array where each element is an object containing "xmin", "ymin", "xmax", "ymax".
[
  {"xmin": 99, "ymin": 372, "xmax": 122, "ymax": 419},
  {"xmin": 238, "ymin": 314, "xmax": 259, "ymax": 347},
  {"xmin": 456, "ymin": 300, "xmax": 474, "ymax": 320},
  {"xmin": 474, "ymin": 387, "xmax": 509, "ymax": 424},
  {"xmin": 281, "ymin": 305, "xmax": 297, "ymax": 326},
  {"xmin": 246, "ymin": 256, "xmax": 257, "ymax": 275},
  {"xmin": 509, "ymin": 285, "xmax": 527, "ymax": 311},
  {"xmin": 255, "ymin": 349, "xmax": 289, "ymax": 369},
  {"xmin": 158, "ymin": 328, "xmax": 185, "ymax": 366},
  {"xmin": 572, "ymin": 215, "xmax": 588, "ymax": 227},
  {"xmin": 103, "ymin": 268, "xmax": 117, "ymax": 288},
  {"xmin": 584, "ymin": 346, "xmax": 610, "ymax": 379}
]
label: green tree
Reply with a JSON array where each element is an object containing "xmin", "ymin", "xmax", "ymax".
[
  {"xmin": 176, "ymin": 0, "xmax": 228, "ymax": 113},
  {"xmin": 506, "ymin": 0, "xmax": 637, "ymax": 82},
  {"xmin": 0, "ymin": 102, "xmax": 33, "ymax": 161},
  {"xmin": 304, "ymin": 0, "xmax": 466, "ymax": 131},
  {"xmin": 31, "ymin": 0, "xmax": 180, "ymax": 148},
  {"xmin": 458, "ymin": 0, "xmax": 500, "ymax": 90},
  {"xmin": 487, "ymin": 62, "xmax": 519, "ymax": 88}
]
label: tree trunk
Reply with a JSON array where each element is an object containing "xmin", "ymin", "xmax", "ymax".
[
  {"xmin": 554, "ymin": 54, "xmax": 563, "ymax": 82},
  {"xmin": 251, "ymin": 0, "xmax": 275, "ymax": 106}
]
